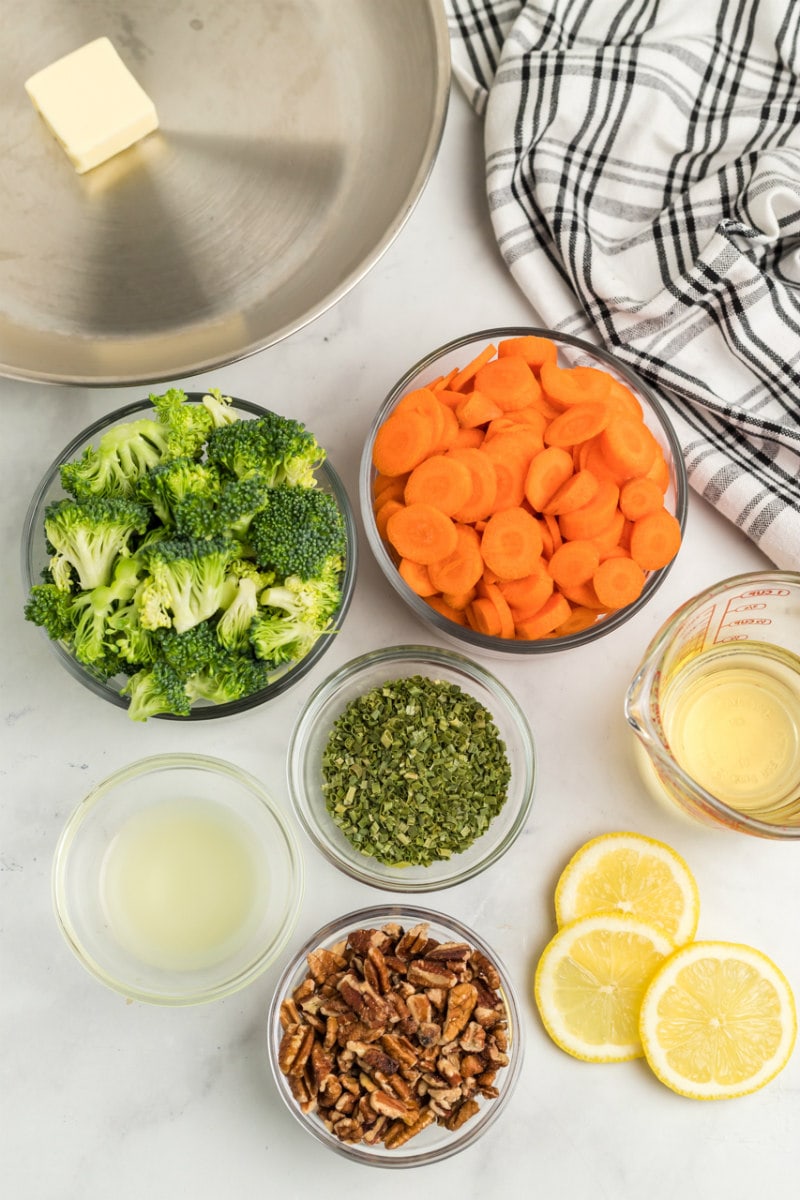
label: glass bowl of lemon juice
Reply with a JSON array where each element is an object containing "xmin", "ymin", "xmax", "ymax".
[{"xmin": 52, "ymin": 753, "xmax": 304, "ymax": 1004}]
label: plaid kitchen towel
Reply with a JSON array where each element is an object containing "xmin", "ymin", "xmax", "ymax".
[{"xmin": 446, "ymin": 0, "xmax": 800, "ymax": 569}]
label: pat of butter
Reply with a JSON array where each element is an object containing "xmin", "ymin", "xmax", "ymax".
[{"xmin": 25, "ymin": 37, "xmax": 159, "ymax": 174}]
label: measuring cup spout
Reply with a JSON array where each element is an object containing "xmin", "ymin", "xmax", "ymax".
[{"xmin": 623, "ymin": 662, "xmax": 656, "ymax": 744}]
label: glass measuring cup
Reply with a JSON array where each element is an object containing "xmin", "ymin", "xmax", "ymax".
[{"xmin": 625, "ymin": 571, "xmax": 800, "ymax": 837}]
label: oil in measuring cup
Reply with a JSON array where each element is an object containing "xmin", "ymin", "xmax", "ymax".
[
  {"xmin": 625, "ymin": 572, "xmax": 800, "ymax": 834},
  {"xmin": 659, "ymin": 641, "xmax": 800, "ymax": 819}
]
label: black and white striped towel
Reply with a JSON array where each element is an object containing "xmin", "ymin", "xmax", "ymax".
[{"xmin": 446, "ymin": 0, "xmax": 800, "ymax": 569}]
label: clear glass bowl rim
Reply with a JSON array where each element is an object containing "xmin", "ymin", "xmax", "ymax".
[
  {"xmin": 359, "ymin": 325, "xmax": 689, "ymax": 654},
  {"xmin": 266, "ymin": 901, "xmax": 524, "ymax": 1168},
  {"xmin": 286, "ymin": 642, "xmax": 536, "ymax": 891},
  {"xmin": 21, "ymin": 394, "xmax": 358, "ymax": 719},
  {"xmin": 52, "ymin": 752, "xmax": 305, "ymax": 1005}
]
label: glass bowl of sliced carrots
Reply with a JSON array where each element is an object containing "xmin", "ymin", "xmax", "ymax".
[{"xmin": 359, "ymin": 327, "xmax": 688, "ymax": 654}]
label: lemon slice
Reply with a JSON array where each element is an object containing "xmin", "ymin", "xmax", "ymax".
[
  {"xmin": 554, "ymin": 831, "xmax": 700, "ymax": 946},
  {"xmin": 534, "ymin": 914, "xmax": 675, "ymax": 1062},
  {"xmin": 639, "ymin": 940, "xmax": 797, "ymax": 1099}
]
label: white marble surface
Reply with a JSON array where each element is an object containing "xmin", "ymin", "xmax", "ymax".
[{"xmin": 2, "ymin": 86, "xmax": 797, "ymax": 1200}]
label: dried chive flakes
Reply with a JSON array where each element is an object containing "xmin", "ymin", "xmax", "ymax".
[{"xmin": 321, "ymin": 674, "xmax": 511, "ymax": 866}]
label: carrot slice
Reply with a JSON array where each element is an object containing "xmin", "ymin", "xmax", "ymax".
[
  {"xmin": 557, "ymin": 580, "xmax": 607, "ymax": 610},
  {"xmin": 551, "ymin": 604, "xmax": 601, "ymax": 637},
  {"xmin": 558, "ymin": 478, "xmax": 620, "ymax": 541},
  {"xmin": 455, "ymin": 389, "xmax": 504, "ymax": 429},
  {"xmin": 474, "ymin": 356, "xmax": 541, "ymax": 412},
  {"xmin": 599, "ymin": 415, "xmax": 659, "ymax": 480},
  {"xmin": 447, "ymin": 447, "xmax": 498, "ymax": 523},
  {"xmin": 398, "ymin": 558, "xmax": 438, "ymax": 597},
  {"xmin": 375, "ymin": 498, "xmax": 404, "ymax": 542},
  {"xmin": 606, "ymin": 377, "xmax": 644, "ymax": 420},
  {"xmin": 543, "ymin": 511, "xmax": 563, "ymax": 554},
  {"xmin": 523, "ymin": 445, "xmax": 574, "ymax": 512},
  {"xmin": 542, "ymin": 468, "xmax": 599, "ymax": 516},
  {"xmin": 431, "ymin": 368, "xmax": 459, "ymax": 393},
  {"xmin": 480, "ymin": 506, "xmax": 544, "ymax": 580},
  {"xmin": 404, "ymin": 454, "xmax": 473, "ymax": 517},
  {"xmin": 441, "ymin": 586, "xmax": 477, "ymax": 611},
  {"xmin": 428, "ymin": 523, "xmax": 484, "ymax": 595},
  {"xmin": 395, "ymin": 387, "xmax": 446, "ymax": 444},
  {"xmin": 547, "ymin": 539, "xmax": 601, "ymax": 588},
  {"xmin": 544, "ymin": 401, "xmax": 613, "ymax": 448},
  {"xmin": 589, "ymin": 507, "xmax": 626, "ymax": 553},
  {"xmin": 646, "ymin": 447, "xmax": 671, "ymax": 492},
  {"xmin": 497, "ymin": 335, "xmax": 559, "ymax": 370},
  {"xmin": 475, "ymin": 578, "xmax": 516, "ymax": 638},
  {"xmin": 619, "ymin": 475, "xmax": 664, "ymax": 521},
  {"xmin": 374, "ymin": 476, "xmax": 409, "ymax": 509},
  {"xmin": 514, "ymin": 592, "xmax": 572, "ymax": 639},
  {"xmin": 385, "ymin": 502, "xmax": 458, "ymax": 565},
  {"xmin": 425, "ymin": 594, "xmax": 469, "ymax": 625},
  {"xmin": 451, "ymin": 426, "xmax": 485, "ymax": 449},
  {"xmin": 450, "ymin": 343, "xmax": 498, "ymax": 392},
  {"xmin": 592, "ymin": 555, "xmax": 646, "ymax": 610},
  {"xmin": 629, "ymin": 507, "xmax": 682, "ymax": 570},
  {"xmin": 468, "ymin": 596, "xmax": 503, "ymax": 637},
  {"xmin": 498, "ymin": 565, "xmax": 554, "ymax": 618},
  {"xmin": 541, "ymin": 362, "xmax": 612, "ymax": 408},
  {"xmin": 372, "ymin": 409, "xmax": 433, "ymax": 476},
  {"xmin": 430, "ymin": 402, "xmax": 460, "ymax": 453}
]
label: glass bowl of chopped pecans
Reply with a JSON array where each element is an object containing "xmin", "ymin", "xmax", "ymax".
[
  {"xmin": 286, "ymin": 644, "xmax": 536, "ymax": 891},
  {"xmin": 267, "ymin": 905, "xmax": 523, "ymax": 1166}
]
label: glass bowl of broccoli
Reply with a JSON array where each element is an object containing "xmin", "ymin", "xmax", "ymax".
[{"xmin": 21, "ymin": 391, "xmax": 357, "ymax": 720}]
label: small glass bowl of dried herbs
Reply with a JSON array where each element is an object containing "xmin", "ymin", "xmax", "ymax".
[{"xmin": 286, "ymin": 645, "xmax": 535, "ymax": 891}]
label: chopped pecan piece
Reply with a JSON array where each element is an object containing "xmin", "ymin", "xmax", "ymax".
[
  {"xmin": 442, "ymin": 981, "xmax": 478, "ymax": 1042},
  {"xmin": 470, "ymin": 949, "xmax": 502, "ymax": 991},
  {"xmin": 370, "ymin": 1089, "xmax": 419, "ymax": 1125},
  {"xmin": 278, "ymin": 1024, "xmax": 315, "ymax": 1077},
  {"xmin": 307, "ymin": 945, "xmax": 348, "ymax": 984},
  {"xmin": 446, "ymin": 1098, "xmax": 481, "ymax": 1131},
  {"xmin": 395, "ymin": 923, "xmax": 432, "ymax": 961},
  {"xmin": 407, "ymin": 959, "xmax": 458, "ymax": 989},
  {"xmin": 383, "ymin": 1109, "xmax": 436, "ymax": 1149},
  {"xmin": 338, "ymin": 972, "xmax": 390, "ymax": 1028},
  {"xmin": 460, "ymin": 1021, "xmax": 487, "ymax": 1054}
]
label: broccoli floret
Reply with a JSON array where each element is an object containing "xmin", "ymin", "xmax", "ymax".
[
  {"xmin": 155, "ymin": 620, "xmax": 222, "ymax": 679},
  {"xmin": 185, "ymin": 652, "xmax": 273, "ymax": 705},
  {"xmin": 136, "ymin": 456, "xmax": 221, "ymax": 527},
  {"xmin": 205, "ymin": 410, "xmax": 326, "ymax": 489},
  {"xmin": 69, "ymin": 556, "xmax": 146, "ymax": 671},
  {"xmin": 201, "ymin": 388, "xmax": 239, "ymax": 428},
  {"xmin": 44, "ymin": 497, "xmax": 150, "ymax": 591},
  {"xmin": 260, "ymin": 555, "xmax": 343, "ymax": 628},
  {"xmin": 250, "ymin": 611, "xmax": 322, "ymax": 668},
  {"xmin": 139, "ymin": 536, "xmax": 236, "ymax": 634},
  {"xmin": 149, "ymin": 388, "xmax": 215, "ymax": 460},
  {"xmin": 24, "ymin": 583, "xmax": 76, "ymax": 641},
  {"xmin": 121, "ymin": 660, "xmax": 192, "ymax": 721},
  {"xmin": 216, "ymin": 559, "xmax": 273, "ymax": 652},
  {"xmin": 248, "ymin": 485, "xmax": 346, "ymax": 580},
  {"xmin": 173, "ymin": 473, "xmax": 271, "ymax": 540},
  {"xmin": 60, "ymin": 418, "xmax": 171, "ymax": 499}
]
